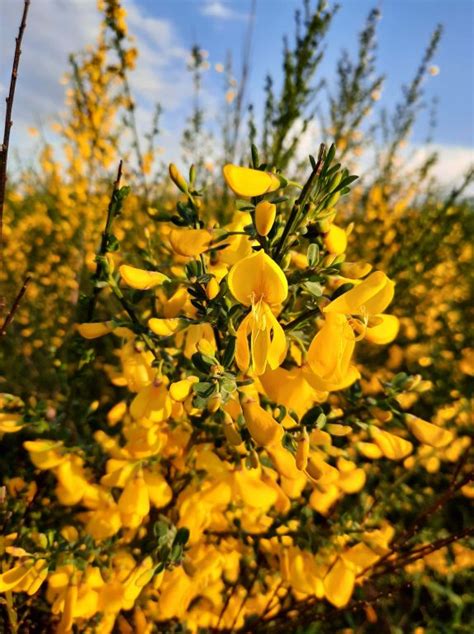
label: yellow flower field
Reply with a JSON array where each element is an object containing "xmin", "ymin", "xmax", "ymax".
[{"xmin": 0, "ymin": 1, "xmax": 472, "ymax": 632}]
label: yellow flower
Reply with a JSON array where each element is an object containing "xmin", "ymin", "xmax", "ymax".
[
  {"xmin": 241, "ymin": 399, "xmax": 283, "ymax": 447},
  {"xmin": 118, "ymin": 470, "xmax": 150, "ymax": 528},
  {"xmin": 228, "ymin": 250, "xmax": 288, "ymax": 375},
  {"xmin": 206, "ymin": 276, "xmax": 220, "ymax": 299},
  {"xmin": 323, "ymin": 557, "xmax": 355, "ymax": 608},
  {"xmin": 169, "ymin": 228, "xmax": 212, "ymax": 257},
  {"xmin": 223, "ymin": 164, "xmax": 281, "ymax": 198},
  {"xmin": 305, "ymin": 313, "xmax": 360, "ymax": 391},
  {"xmin": 119, "ymin": 264, "xmax": 169, "ymax": 290},
  {"xmin": 324, "ymin": 271, "xmax": 399, "ymax": 345},
  {"xmin": 323, "ymin": 224, "xmax": 347, "ymax": 255},
  {"xmin": 405, "ymin": 414, "xmax": 453, "ymax": 448},
  {"xmin": 371, "ymin": 427, "xmax": 413, "ymax": 460},
  {"xmin": 255, "ymin": 200, "xmax": 276, "ymax": 236},
  {"xmin": 0, "ymin": 563, "xmax": 32, "ymax": 592},
  {"xmin": 76, "ymin": 321, "xmax": 113, "ymax": 339},
  {"xmin": 0, "ymin": 412, "xmax": 24, "ymax": 434},
  {"xmin": 148, "ymin": 317, "xmax": 180, "ymax": 337},
  {"xmin": 282, "ymin": 546, "xmax": 323, "ymax": 596},
  {"xmin": 325, "ymin": 270, "xmax": 394, "ymax": 315},
  {"xmin": 130, "ymin": 379, "xmax": 172, "ymax": 422},
  {"xmin": 57, "ymin": 580, "xmax": 78, "ymax": 633},
  {"xmin": 260, "ymin": 365, "xmax": 321, "ymax": 418},
  {"xmin": 340, "ymin": 261, "xmax": 373, "ymax": 279},
  {"xmin": 24, "ymin": 440, "xmax": 66, "ymax": 470},
  {"xmin": 295, "ymin": 429, "xmax": 310, "ymax": 471}
]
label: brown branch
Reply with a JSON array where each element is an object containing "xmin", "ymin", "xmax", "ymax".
[
  {"xmin": 0, "ymin": 0, "xmax": 31, "ymax": 313},
  {"xmin": 358, "ymin": 444, "xmax": 473, "ymax": 579},
  {"xmin": 0, "ymin": 275, "xmax": 31, "ymax": 337},
  {"xmin": 370, "ymin": 527, "xmax": 474, "ymax": 579}
]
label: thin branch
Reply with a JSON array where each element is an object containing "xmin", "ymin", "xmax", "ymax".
[
  {"xmin": 273, "ymin": 143, "xmax": 326, "ymax": 262},
  {"xmin": 0, "ymin": 0, "xmax": 31, "ymax": 313},
  {"xmin": 0, "ymin": 275, "xmax": 31, "ymax": 337},
  {"xmin": 284, "ymin": 306, "xmax": 320, "ymax": 331},
  {"xmin": 230, "ymin": 0, "xmax": 256, "ymax": 159},
  {"xmin": 358, "ymin": 445, "xmax": 473, "ymax": 579}
]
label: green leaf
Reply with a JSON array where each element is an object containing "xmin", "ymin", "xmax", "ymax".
[
  {"xmin": 222, "ymin": 337, "xmax": 236, "ymax": 368},
  {"xmin": 173, "ymin": 527, "xmax": 190, "ymax": 547},
  {"xmin": 307, "ymin": 243, "xmax": 320, "ymax": 266},
  {"xmin": 304, "ymin": 281, "xmax": 323, "ymax": 297},
  {"xmin": 251, "ymin": 144, "xmax": 259, "ymax": 168},
  {"xmin": 193, "ymin": 381, "xmax": 215, "ymax": 398},
  {"xmin": 316, "ymin": 413, "xmax": 327, "ymax": 429},
  {"xmin": 191, "ymin": 352, "xmax": 215, "ymax": 373},
  {"xmin": 236, "ymin": 199, "xmax": 255, "ymax": 211}
]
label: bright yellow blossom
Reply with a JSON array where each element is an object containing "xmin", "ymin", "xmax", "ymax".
[{"xmin": 228, "ymin": 250, "xmax": 288, "ymax": 375}]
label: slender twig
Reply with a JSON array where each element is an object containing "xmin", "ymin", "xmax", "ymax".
[
  {"xmin": 273, "ymin": 143, "xmax": 326, "ymax": 262},
  {"xmin": 87, "ymin": 160, "xmax": 123, "ymax": 320},
  {"xmin": 230, "ymin": 0, "xmax": 256, "ymax": 160},
  {"xmin": 283, "ymin": 307, "xmax": 320, "ymax": 331},
  {"xmin": 0, "ymin": 275, "xmax": 31, "ymax": 337},
  {"xmin": 0, "ymin": 0, "xmax": 31, "ymax": 313},
  {"xmin": 109, "ymin": 282, "xmax": 161, "ymax": 362},
  {"xmin": 370, "ymin": 527, "xmax": 474, "ymax": 579},
  {"xmin": 258, "ymin": 579, "xmax": 286, "ymax": 622},
  {"xmin": 229, "ymin": 561, "xmax": 262, "ymax": 632},
  {"xmin": 358, "ymin": 446, "xmax": 473, "ymax": 578}
]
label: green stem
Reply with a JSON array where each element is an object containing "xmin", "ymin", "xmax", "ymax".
[
  {"xmin": 274, "ymin": 144, "xmax": 326, "ymax": 262},
  {"xmin": 5, "ymin": 591, "xmax": 18, "ymax": 634},
  {"xmin": 109, "ymin": 281, "xmax": 161, "ymax": 362},
  {"xmin": 284, "ymin": 307, "xmax": 320, "ymax": 331},
  {"xmin": 87, "ymin": 161, "xmax": 123, "ymax": 321}
]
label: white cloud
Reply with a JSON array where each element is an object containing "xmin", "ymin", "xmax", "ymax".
[
  {"xmin": 1, "ymin": 0, "xmax": 100, "ymax": 147},
  {"xmin": 292, "ymin": 119, "xmax": 473, "ymax": 194},
  {"xmin": 405, "ymin": 144, "xmax": 474, "ymax": 193},
  {"xmin": 0, "ymin": 0, "xmax": 197, "ymax": 163},
  {"xmin": 201, "ymin": 1, "xmax": 248, "ymax": 21}
]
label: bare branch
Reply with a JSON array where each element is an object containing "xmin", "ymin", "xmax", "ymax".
[
  {"xmin": 0, "ymin": 275, "xmax": 31, "ymax": 337},
  {"xmin": 0, "ymin": 0, "xmax": 31, "ymax": 314}
]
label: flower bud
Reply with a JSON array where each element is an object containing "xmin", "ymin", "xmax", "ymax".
[
  {"xmin": 223, "ymin": 414, "xmax": 243, "ymax": 446},
  {"xmin": 248, "ymin": 449, "xmax": 260, "ymax": 469},
  {"xmin": 323, "ymin": 224, "xmax": 347, "ymax": 255},
  {"xmin": 325, "ymin": 190, "xmax": 341, "ymax": 210},
  {"xmin": 323, "ymin": 253, "xmax": 338, "ymax": 267},
  {"xmin": 296, "ymin": 428, "xmax": 309, "ymax": 471},
  {"xmin": 255, "ymin": 200, "xmax": 276, "ymax": 236},
  {"xmin": 281, "ymin": 252, "xmax": 292, "ymax": 270},
  {"xmin": 169, "ymin": 163, "xmax": 188, "ymax": 193},
  {"xmin": 369, "ymin": 407, "xmax": 393, "ymax": 423},
  {"xmin": 206, "ymin": 277, "xmax": 220, "ymax": 300},
  {"xmin": 207, "ymin": 393, "xmax": 221, "ymax": 413},
  {"xmin": 404, "ymin": 374, "xmax": 422, "ymax": 391},
  {"xmin": 242, "ymin": 399, "xmax": 283, "ymax": 447}
]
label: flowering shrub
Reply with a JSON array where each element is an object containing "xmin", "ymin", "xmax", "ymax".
[{"xmin": 1, "ymin": 1, "xmax": 472, "ymax": 632}]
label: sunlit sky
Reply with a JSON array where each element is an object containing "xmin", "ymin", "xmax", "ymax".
[
  {"xmin": 150, "ymin": 0, "xmax": 474, "ymax": 146},
  {"xmin": 1, "ymin": 0, "xmax": 473, "ymax": 183}
]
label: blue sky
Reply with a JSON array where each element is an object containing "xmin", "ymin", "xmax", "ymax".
[
  {"xmin": 144, "ymin": 0, "xmax": 473, "ymax": 147},
  {"xmin": 1, "ymin": 0, "xmax": 473, "ymax": 183}
]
